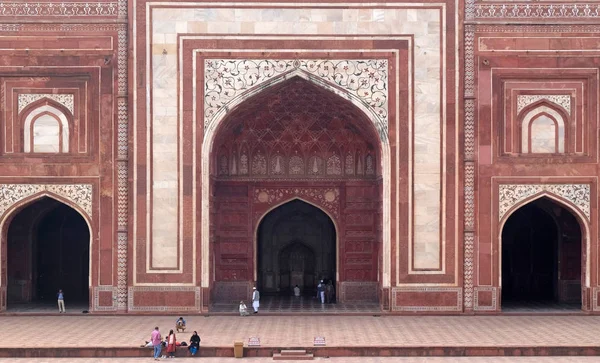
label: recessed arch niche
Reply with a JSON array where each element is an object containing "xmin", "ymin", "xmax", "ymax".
[{"xmin": 210, "ymin": 76, "xmax": 383, "ymax": 304}]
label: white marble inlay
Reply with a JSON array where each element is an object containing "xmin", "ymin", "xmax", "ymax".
[
  {"xmin": 499, "ymin": 184, "xmax": 590, "ymax": 221},
  {"xmin": 18, "ymin": 94, "xmax": 74, "ymax": 115},
  {"xmin": 521, "ymin": 105, "xmax": 564, "ymax": 154},
  {"xmin": 529, "ymin": 115, "xmax": 557, "ymax": 153},
  {"xmin": 204, "ymin": 59, "xmax": 388, "ymax": 132},
  {"xmin": 147, "ymin": 4, "xmax": 444, "ymax": 276},
  {"xmin": 32, "ymin": 115, "xmax": 61, "ymax": 153},
  {"xmin": 517, "ymin": 95, "xmax": 570, "ymax": 115}
]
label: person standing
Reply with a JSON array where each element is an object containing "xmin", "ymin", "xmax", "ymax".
[
  {"xmin": 252, "ymin": 287, "xmax": 260, "ymax": 314},
  {"xmin": 57, "ymin": 289, "xmax": 65, "ymax": 313},
  {"xmin": 150, "ymin": 327, "xmax": 162, "ymax": 361},
  {"xmin": 188, "ymin": 331, "xmax": 201, "ymax": 356},
  {"xmin": 166, "ymin": 329, "xmax": 177, "ymax": 358},
  {"xmin": 317, "ymin": 281, "xmax": 325, "ymax": 303},
  {"xmin": 293, "ymin": 285, "xmax": 300, "ymax": 297},
  {"xmin": 325, "ymin": 281, "xmax": 333, "ymax": 304}
]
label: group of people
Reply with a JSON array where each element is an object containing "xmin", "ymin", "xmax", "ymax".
[
  {"xmin": 239, "ymin": 287, "xmax": 261, "ymax": 316},
  {"xmin": 316, "ymin": 280, "xmax": 336, "ymax": 304},
  {"xmin": 148, "ymin": 318, "xmax": 201, "ymax": 360}
]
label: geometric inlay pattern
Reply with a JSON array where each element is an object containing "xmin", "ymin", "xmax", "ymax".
[
  {"xmin": 0, "ymin": 184, "xmax": 93, "ymax": 218},
  {"xmin": 517, "ymin": 95, "xmax": 571, "ymax": 115},
  {"xmin": 214, "ymin": 77, "xmax": 379, "ymax": 181},
  {"xmin": 18, "ymin": 93, "xmax": 74, "ymax": 114},
  {"xmin": 498, "ymin": 184, "xmax": 590, "ymax": 221},
  {"xmin": 205, "ymin": 59, "xmax": 388, "ymax": 132}
]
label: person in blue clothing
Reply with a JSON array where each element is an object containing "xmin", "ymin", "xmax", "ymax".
[
  {"xmin": 176, "ymin": 316, "xmax": 186, "ymax": 333},
  {"xmin": 57, "ymin": 289, "xmax": 66, "ymax": 313}
]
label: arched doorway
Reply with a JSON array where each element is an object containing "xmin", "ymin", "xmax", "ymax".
[
  {"xmin": 257, "ymin": 199, "xmax": 336, "ymax": 296},
  {"xmin": 501, "ymin": 197, "xmax": 582, "ymax": 309},
  {"xmin": 6, "ymin": 197, "xmax": 90, "ymax": 311},
  {"xmin": 209, "ymin": 76, "xmax": 382, "ymax": 307}
]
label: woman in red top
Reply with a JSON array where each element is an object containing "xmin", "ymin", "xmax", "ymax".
[{"xmin": 166, "ymin": 329, "xmax": 177, "ymax": 358}]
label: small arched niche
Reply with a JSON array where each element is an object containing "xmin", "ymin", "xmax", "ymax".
[
  {"xmin": 22, "ymin": 101, "xmax": 71, "ymax": 154},
  {"xmin": 520, "ymin": 104, "xmax": 565, "ymax": 154}
]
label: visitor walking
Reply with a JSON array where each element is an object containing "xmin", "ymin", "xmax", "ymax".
[
  {"xmin": 317, "ymin": 280, "xmax": 325, "ymax": 303},
  {"xmin": 150, "ymin": 327, "xmax": 162, "ymax": 360},
  {"xmin": 188, "ymin": 331, "xmax": 201, "ymax": 356},
  {"xmin": 57, "ymin": 289, "xmax": 66, "ymax": 313},
  {"xmin": 252, "ymin": 287, "xmax": 260, "ymax": 314}
]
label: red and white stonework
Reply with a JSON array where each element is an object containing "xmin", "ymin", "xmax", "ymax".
[{"xmin": 0, "ymin": 0, "xmax": 597, "ymax": 314}]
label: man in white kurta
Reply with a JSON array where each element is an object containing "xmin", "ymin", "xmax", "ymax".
[{"xmin": 252, "ymin": 287, "xmax": 260, "ymax": 314}]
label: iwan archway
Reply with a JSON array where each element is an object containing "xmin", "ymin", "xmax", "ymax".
[
  {"xmin": 2, "ymin": 195, "xmax": 92, "ymax": 312},
  {"xmin": 209, "ymin": 76, "xmax": 383, "ymax": 305},
  {"xmin": 257, "ymin": 199, "xmax": 336, "ymax": 296},
  {"xmin": 500, "ymin": 196, "xmax": 585, "ymax": 311}
]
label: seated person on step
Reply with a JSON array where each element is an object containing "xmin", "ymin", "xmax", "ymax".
[
  {"xmin": 239, "ymin": 301, "xmax": 251, "ymax": 316},
  {"xmin": 176, "ymin": 317, "xmax": 186, "ymax": 333}
]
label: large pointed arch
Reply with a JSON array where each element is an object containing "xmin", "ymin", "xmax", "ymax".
[
  {"xmin": 202, "ymin": 73, "xmax": 391, "ymax": 289},
  {"xmin": 254, "ymin": 197, "xmax": 338, "ymax": 295},
  {"xmin": 253, "ymin": 196, "xmax": 340, "ymax": 283},
  {"xmin": 499, "ymin": 192, "xmax": 589, "ymax": 294},
  {"xmin": 0, "ymin": 192, "xmax": 93, "ymax": 311}
]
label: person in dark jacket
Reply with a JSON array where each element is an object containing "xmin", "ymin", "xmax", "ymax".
[{"xmin": 189, "ymin": 331, "xmax": 201, "ymax": 356}]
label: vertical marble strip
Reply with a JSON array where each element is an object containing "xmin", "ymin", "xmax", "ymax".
[
  {"xmin": 118, "ymin": 0, "xmax": 127, "ymax": 19},
  {"xmin": 464, "ymin": 163, "xmax": 475, "ymax": 231},
  {"xmin": 117, "ymin": 232, "xmax": 128, "ymax": 309},
  {"xmin": 464, "ymin": 232, "xmax": 474, "ymax": 308},
  {"xmin": 116, "ymin": 25, "xmax": 128, "ymax": 309},
  {"xmin": 463, "ymin": 0, "xmax": 476, "ymax": 306}
]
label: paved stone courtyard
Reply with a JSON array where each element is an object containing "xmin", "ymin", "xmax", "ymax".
[
  {"xmin": 1, "ymin": 315, "xmax": 599, "ymax": 348},
  {"xmin": 2, "ymin": 358, "xmax": 600, "ymax": 362}
]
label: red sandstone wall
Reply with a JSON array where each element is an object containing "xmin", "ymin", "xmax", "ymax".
[
  {"xmin": 0, "ymin": 0, "xmax": 127, "ymax": 312},
  {"xmin": 467, "ymin": 7, "xmax": 600, "ymax": 312}
]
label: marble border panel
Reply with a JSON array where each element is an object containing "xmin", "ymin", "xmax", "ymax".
[
  {"xmin": 93, "ymin": 286, "xmax": 118, "ymax": 311},
  {"xmin": 473, "ymin": 286, "xmax": 497, "ymax": 311},
  {"xmin": 391, "ymin": 286, "xmax": 462, "ymax": 311},
  {"xmin": 127, "ymin": 286, "xmax": 201, "ymax": 312},
  {"xmin": 134, "ymin": 3, "xmax": 453, "ymax": 290}
]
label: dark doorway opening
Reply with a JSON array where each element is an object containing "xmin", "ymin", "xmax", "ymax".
[
  {"xmin": 501, "ymin": 198, "xmax": 582, "ymax": 311},
  {"xmin": 6, "ymin": 197, "xmax": 90, "ymax": 311},
  {"xmin": 257, "ymin": 199, "xmax": 335, "ymax": 297}
]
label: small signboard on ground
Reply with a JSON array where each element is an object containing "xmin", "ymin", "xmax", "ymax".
[
  {"xmin": 314, "ymin": 336, "xmax": 326, "ymax": 346},
  {"xmin": 248, "ymin": 337, "xmax": 261, "ymax": 347}
]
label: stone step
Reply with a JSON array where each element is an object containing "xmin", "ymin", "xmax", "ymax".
[
  {"xmin": 273, "ymin": 353, "xmax": 314, "ymax": 361},
  {"xmin": 281, "ymin": 349, "xmax": 307, "ymax": 356}
]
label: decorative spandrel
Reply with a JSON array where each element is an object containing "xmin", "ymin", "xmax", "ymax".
[
  {"xmin": 498, "ymin": 184, "xmax": 590, "ymax": 222},
  {"xmin": 205, "ymin": 59, "xmax": 388, "ymax": 135}
]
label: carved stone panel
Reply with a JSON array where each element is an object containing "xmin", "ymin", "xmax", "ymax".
[
  {"xmin": 498, "ymin": 184, "xmax": 590, "ymax": 221},
  {"xmin": 0, "ymin": 184, "xmax": 93, "ymax": 219}
]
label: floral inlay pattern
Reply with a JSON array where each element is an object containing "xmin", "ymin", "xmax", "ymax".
[
  {"xmin": 0, "ymin": 2, "xmax": 118, "ymax": 17},
  {"xmin": 254, "ymin": 187, "xmax": 340, "ymax": 218},
  {"xmin": 517, "ymin": 95, "xmax": 571, "ymax": 115},
  {"xmin": 205, "ymin": 59, "xmax": 388, "ymax": 132},
  {"xmin": 0, "ymin": 184, "xmax": 93, "ymax": 218},
  {"xmin": 475, "ymin": 4, "xmax": 600, "ymax": 19},
  {"xmin": 18, "ymin": 93, "xmax": 74, "ymax": 115},
  {"xmin": 499, "ymin": 184, "xmax": 590, "ymax": 221}
]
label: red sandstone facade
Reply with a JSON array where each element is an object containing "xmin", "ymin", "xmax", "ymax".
[{"xmin": 0, "ymin": 0, "xmax": 597, "ymax": 313}]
